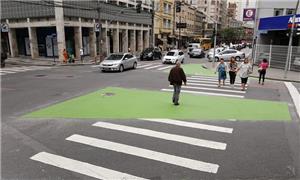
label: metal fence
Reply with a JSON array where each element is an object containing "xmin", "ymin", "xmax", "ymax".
[{"xmin": 254, "ymin": 44, "xmax": 300, "ymax": 72}]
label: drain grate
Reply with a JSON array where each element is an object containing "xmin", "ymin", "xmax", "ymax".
[
  {"xmin": 35, "ymin": 74, "xmax": 47, "ymax": 77},
  {"xmin": 65, "ymin": 75, "xmax": 74, "ymax": 78},
  {"xmin": 101, "ymin": 92, "xmax": 115, "ymax": 97}
]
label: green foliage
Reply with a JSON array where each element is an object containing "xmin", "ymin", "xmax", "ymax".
[{"xmin": 220, "ymin": 27, "xmax": 245, "ymax": 43}]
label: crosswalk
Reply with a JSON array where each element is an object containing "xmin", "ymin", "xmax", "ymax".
[
  {"xmin": 0, "ymin": 66, "xmax": 52, "ymax": 76},
  {"xmin": 161, "ymin": 75, "xmax": 248, "ymax": 98},
  {"xmin": 137, "ymin": 62, "xmax": 173, "ymax": 71},
  {"xmin": 30, "ymin": 118, "xmax": 234, "ymax": 179}
]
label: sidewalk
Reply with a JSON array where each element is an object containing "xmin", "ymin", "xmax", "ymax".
[
  {"xmin": 5, "ymin": 56, "xmax": 97, "ymax": 67},
  {"xmin": 202, "ymin": 61, "xmax": 300, "ymax": 83}
]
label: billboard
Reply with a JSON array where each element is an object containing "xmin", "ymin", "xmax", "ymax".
[{"xmin": 243, "ymin": 8, "xmax": 256, "ymax": 21}]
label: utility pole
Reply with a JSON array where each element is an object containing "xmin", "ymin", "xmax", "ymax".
[
  {"xmin": 212, "ymin": 22, "xmax": 217, "ymax": 68},
  {"xmin": 151, "ymin": 0, "xmax": 155, "ymax": 47},
  {"xmin": 179, "ymin": 15, "xmax": 181, "ymax": 49},
  {"xmin": 284, "ymin": 0, "xmax": 299, "ymax": 78},
  {"xmin": 97, "ymin": 0, "xmax": 102, "ymax": 64}
]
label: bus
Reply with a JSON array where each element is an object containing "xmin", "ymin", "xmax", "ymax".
[{"xmin": 199, "ymin": 38, "xmax": 212, "ymax": 50}]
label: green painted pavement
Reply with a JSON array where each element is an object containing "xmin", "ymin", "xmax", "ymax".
[
  {"xmin": 25, "ymin": 87, "xmax": 291, "ymax": 121},
  {"xmin": 165, "ymin": 64, "xmax": 215, "ymax": 76}
]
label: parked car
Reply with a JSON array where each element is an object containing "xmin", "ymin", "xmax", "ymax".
[
  {"xmin": 189, "ymin": 48, "xmax": 205, "ymax": 58},
  {"xmin": 99, "ymin": 53, "xmax": 137, "ymax": 72},
  {"xmin": 1, "ymin": 51, "xmax": 7, "ymax": 68},
  {"xmin": 162, "ymin": 49, "xmax": 185, "ymax": 64},
  {"xmin": 140, "ymin": 47, "xmax": 162, "ymax": 61},
  {"xmin": 214, "ymin": 49, "xmax": 245, "ymax": 61},
  {"xmin": 187, "ymin": 43, "xmax": 200, "ymax": 54}
]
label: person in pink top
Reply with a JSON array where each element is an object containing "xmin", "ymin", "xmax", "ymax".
[{"xmin": 258, "ymin": 59, "xmax": 269, "ymax": 85}]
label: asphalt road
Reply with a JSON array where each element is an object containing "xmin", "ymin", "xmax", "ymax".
[{"xmin": 1, "ymin": 55, "xmax": 300, "ymax": 180}]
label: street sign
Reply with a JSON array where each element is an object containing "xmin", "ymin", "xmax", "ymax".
[
  {"xmin": 243, "ymin": 8, "xmax": 256, "ymax": 21},
  {"xmin": 95, "ymin": 23, "xmax": 101, "ymax": 32},
  {"xmin": 176, "ymin": 23, "xmax": 187, "ymax": 29},
  {"xmin": 1, "ymin": 23, "xmax": 9, "ymax": 32}
]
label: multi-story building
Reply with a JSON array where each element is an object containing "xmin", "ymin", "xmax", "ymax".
[
  {"xmin": 227, "ymin": 2, "xmax": 237, "ymax": 19},
  {"xmin": 154, "ymin": 0, "xmax": 174, "ymax": 50},
  {"xmin": 1, "ymin": 0, "xmax": 152, "ymax": 61}
]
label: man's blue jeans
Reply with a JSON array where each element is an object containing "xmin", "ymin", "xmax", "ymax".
[{"xmin": 172, "ymin": 84, "xmax": 181, "ymax": 104}]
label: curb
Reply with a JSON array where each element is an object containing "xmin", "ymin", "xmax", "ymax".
[
  {"xmin": 249, "ymin": 75, "xmax": 300, "ymax": 83},
  {"xmin": 6, "ymin": 61, "xmax": 95, "ymax": 67}
]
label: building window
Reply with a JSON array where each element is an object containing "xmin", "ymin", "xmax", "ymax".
[
  {"xmin": 205, "ymin": 0, "xmax": 207, "ymax": 4},
  {"xmin": 286, "ymin": 8, "xmax": 295, "ymax": 15},
  {"xmin": 211, "ymin": 0, "xmax": 215, "ymax": 5},
  {"xmin": 274, "ymin": 8, "xmax": 284, "ymax": 16}
]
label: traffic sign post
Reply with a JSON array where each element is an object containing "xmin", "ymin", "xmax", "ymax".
[{"xmin": 1, "ymin": 23, "xmax": 9, "ymax": 32}]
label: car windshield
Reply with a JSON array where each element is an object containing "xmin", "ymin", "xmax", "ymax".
[
  {"xmin": 166, "ymin": 52, "xmax": 175, "ymax": 56},
  {"xmin": 144, "ymin": 48, "xmax": 153, "ymax": 53},
  {"xmin": 106, "ymin": 54, "xmax": 123, "ymax": 60}
]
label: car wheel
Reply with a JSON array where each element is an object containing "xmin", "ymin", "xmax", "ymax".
[
  {"xmin": 189, "ymin": 55, "xmax": 192, "ymax": 58},
  {"xmin": 181, "ymin": 59, "xmax": 184, "ymax": 64},
  {"xmin": 235, "ymin": 56, "xmax": 241, "ymax": 61},
  {"xmin": 159, "ymin": 55, "xmax": 162, "ymax": 60},
  {"xmin": 119, "ymin": 65, "xmax": 124, "ymax": 72},
  {"xmin": 133, "ymin": 62, "xmax": 137, "ymax": 69}
]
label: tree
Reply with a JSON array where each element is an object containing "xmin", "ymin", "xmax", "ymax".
[{"xmin": 220, "ymin": 27, "xmax": 245, "ymax": 44}]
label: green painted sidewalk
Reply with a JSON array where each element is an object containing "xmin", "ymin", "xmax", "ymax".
[
  {"xmin": 165, "ymin": 64, "xmax": 215, "ymax": 76},
  {"xmin": 25, "ymin": 87, "xmax": 291, "ymax": 121}
]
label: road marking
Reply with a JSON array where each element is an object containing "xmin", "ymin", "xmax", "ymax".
[
  {"xmin": 284, "ymin": 82, "xmax": 300, "ymax": 118},
  {"xmin": 0, "ymin": 70, "xmax": 16, "ymax": 73},
  {"xmin": 187, "ymin": 79, "xmax": 243, "ymax": 86},
  {"xmin": 138, "ymin": 118, "xmax": 233, "ymax": 134},
  {"xmin": 170, "ymin": 85, "xmax": 245, "ymax": 94},
  {"xmin": 188, "ymin": 77, "xmax": 242, "ymax": 84},
  {"xmin": 66, "ymin": 134, "xmax": 219, "ymax": 173},
  {"xmin": 161, "ymin": 89, "xmax": 244, "ymax": 98},
  {"xmin": 188, "ymin": 82, "xmax": 246, "ymax": 90},
  {"xmin": 144, "ymin": 64, "xmax": 164, "ymax": 70},
  {"xmin": 30, "ymin": 152, "xmax": 148, "ymax": 180},
  {"xmin": 227, "ymin": 119, "xmax": 237, "ymax": 121},
  {"xmin": 137, "ymin": 64, "xmax": 155, "ymax": 68},
  {"xmin": 93, "ymin": 121, "xmax": 227, "ymax": 150},
  {"xmin": 157, "ymin": 66, "xmax": 173, "ymax": 70},
  {"xmin": 91, "ymin": 65, "xmax": 101, "ymax": 68}
]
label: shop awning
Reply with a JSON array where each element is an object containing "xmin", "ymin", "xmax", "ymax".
[{"xmin": 258, "ymin": 14, "xmax": 300, "ymax": 31}]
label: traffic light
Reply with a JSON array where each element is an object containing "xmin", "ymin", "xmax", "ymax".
[
  {"xmin": 136, "ymin": 1, "xmax": 142, "ymax": 13},
  {"xmin": 176, "ymin": 1, "xmax": 181, "ymax": 13},
  {"xmin": 296, "ymin": 24, "xmax": 300, "ymax": 36}
]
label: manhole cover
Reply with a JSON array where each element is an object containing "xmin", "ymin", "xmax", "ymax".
[
  {"xmin": 66, "ymin": 75, "xmax": 74, "ymax": 78},
  {"xmin": 35, "ymin": 74, "xmax": 47, "ymax": 77},
  {"xmin": 101, "ymin": 92, "xmax": 115, "ymax": 97}
]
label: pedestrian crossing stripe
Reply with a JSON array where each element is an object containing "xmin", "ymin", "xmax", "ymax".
[
  {"xmin": 93, "ymin": 121, "xmax": 227, "ymax": 150},
  {"xmin": 171, "ymin": 85, "xmax": 246, "ymax": 94},
  {"xmin": 137, "ymin": 64, "xmax": 156, "ymax": 68},
  {"xmin": 66, "ymin": 134, "xmax": 220, "ymax": 173},
  {"xmin": 188, "ymin": 82, "xmax": 247, "ymax": 90},
  {"xmin": 187, "ymin": 77, "xmax": 243, "ymax": 85},
  {"xmin": 138, "ymin": 118, "xmax": 233, "ymax": 133},
  {"xmin": 187, "ymin": 79, "xmax": 243, "ymax": 86},
  {"xmin": 161, "ymin": 89, "xmax": 245, "ymax": 98},
  {"xmin": 0, "ymin": 66, "xmax": 52, "ymax": 76},
  {"xmin": 144, "ymin": 64, "xmax": 164, "ymax": 70},
  {"xmin": 157, "ymin": 66, "xmax": 173, "ymax": 70},
  {"xmin": 31, "ymin": 152, "xmax": 148, "ymax": 180}
]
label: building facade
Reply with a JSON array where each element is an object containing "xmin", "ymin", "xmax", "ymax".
[
  {"xmin": 1, "ymin": 0, "xmax": 152, "ymax": 61},
  {"xmin": 154, "ymin": 0, "xmax": 174, "ymax": 50}
]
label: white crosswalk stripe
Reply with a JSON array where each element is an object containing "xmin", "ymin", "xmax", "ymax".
[
  {"xmin": 162, "ymin": 88, "xmax": 244, "ymax": 98},
  {"xmin": 157, "ymin": 66, "xmax": 173, "ymax": 70},
  {"xmin": 93, "ymin": 121, "xmax": 227, "ymax": 150},
  {"xmin": 144, "ymin": 64, "xmax": 164, "ymax": 70},
  {"xmin": 169, "ymin": 85, "xmax": 245, "ymax": 94},
  {"xmin": 188, "ymin": 82, "xmax": 246, "ymax": 90},
  {"xmin": 0, "ymin": 66, "xmax": 52, "ymax": 76},
  {"xmin": 31, "ymin": 152, "xmax": 148, "ymax": 180},
  {"xmin": 66, "ymin": 134, "xmax": 220, "ymax": 173},
  {"xmin": 31, "ymin": 118, "xmax": 234, "ymax": 177},
  {"xmin": 137, "ymin": 63, "xmax": 156, "ymax": 68}
]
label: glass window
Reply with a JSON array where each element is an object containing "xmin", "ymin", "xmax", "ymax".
[
  {"xmin": 274, "ymin": 8, "xmax": 284, "ymax": 16},
  {"xmin": 286, "ymin": 8, "xmax": 295, "ymax": 15},
  {"xmin": 211, "ymin": 0, "xmax": 215, "ymax": 5}
]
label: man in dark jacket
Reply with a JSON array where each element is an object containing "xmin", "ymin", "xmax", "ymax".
[{"xmin": 168, "ymin": 61, "xmax": 187, "ymax": 105}]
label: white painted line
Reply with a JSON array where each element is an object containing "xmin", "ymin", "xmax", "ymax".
[
  {"xmin": 188, "ymin": 82, "xmax": 247, "ymax": 90},
  {"xmin": 66, "ymin": 134, "xmax": 219, "ymax": 173},
  {"xmin": 227, "ymin": 119, "xmax": 237, "ymax": 121},
  {"xmin": 0, "ymin": 69, "xmax": 27, "ymax": 72},
  {"xmin": 0, "ymin": 72, "xmax": 6, "ymax": 75},
  {"xmin": 187, "ymin": 79, "xmax": 243, "ymax": 86},
  {"xmin": 189, "ymin": 76, "xmax": 249, "ymax": 85},
  {"xmin": 31, "ymin": 152, "xmax": 148, "ymax": 180},
  {"xmin": 0, "ymin": 70, "xmax": 16, "ymax": 74},
  {"xmin": 93, "ymin": 122, "xmax": 227, "ymax": 150},
  {"xmin": 190, "ymin": 76, "xmax": 219, "ymax": 80},
  {"xmin": 161, "ymin": 88, "xmax": 244, "ymax": 98},
  {"xmin": 171, "ymin": 85, "xmax": 245, "ymax": 94},
  {"xmin": 91, "ymin": 65, "xmax": 101, "ymax": 68},
  {"xmin": 138, "ymin": 118, "xmax": 233, "ymax": 134},
  {"xmin": 284, "ymin": 82, "xmax": 300, "ymax": 118},
  {"xmin": 144, "ymin": 64, "xmax": 164, "ymax": 70},
  {"xmin": 157, "ymin": 66, "xmax": 173, "ymax": 71},
  {"xmin": 137, "ymin": 64, "xmax": 155, "ymax": 68}
]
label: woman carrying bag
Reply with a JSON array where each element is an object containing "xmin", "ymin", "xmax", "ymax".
[{"xmin": 258, "ymin": 58, "xmax": 269, "ymax": 85}]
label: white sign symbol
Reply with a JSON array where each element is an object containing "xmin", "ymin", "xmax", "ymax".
[
  {"xmin": 246, "ymin": 10, "xmax": 254, "ymax": 18},
  {"xmin": 95, "ymin": 23, "xmax": 100, "ymax": 32},
  {"xmin": 1, "ymin": 23, "xmax": 9, "ymax": 32}
]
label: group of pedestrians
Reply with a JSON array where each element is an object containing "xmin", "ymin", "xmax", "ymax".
[
  {"xmin": 216, "ymin": 57, "xmax": 269, "ymax": 91},
  {"xmin": 168, "ymin": 58, "xmax": 269, "ymax": 106},
  {"xmin": 62, "ymin": 48, "xmax": 85, "ymax": 64}
]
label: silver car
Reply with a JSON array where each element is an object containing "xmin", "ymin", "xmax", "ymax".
[
  {"xmin": 214, "ymin": 49, "xmax": 245, "ymax": 61},
  {"xmin": 99, "ymin": 53, "xmax": 138, "ymax": 72}
]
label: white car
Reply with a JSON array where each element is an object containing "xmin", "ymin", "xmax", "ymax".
[
  {"xmin": 214, "ymin": 49, "xmax": 245, "ymax": 61},
  {"xmin": 207, "ymin": 47, "xmax": 227, "ymax": 60},
  {"xmin": 99, "ymin": 53, "xmax": 137, "ymax": 72},
  {"xmin": 188, "ymin": 43, "xmax": 200, "ymax": 54},
  {"xmin": 162, "ymin": 50, "xmax": 185, "ymax": 64},
  {"xmin": 189, "ymin": 48, "xmax": 205, "ymax": 58}
]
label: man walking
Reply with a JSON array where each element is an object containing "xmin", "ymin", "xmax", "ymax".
[{"xmin": 168, "ymin": 61, "xmax": 187, "ymax": 106}]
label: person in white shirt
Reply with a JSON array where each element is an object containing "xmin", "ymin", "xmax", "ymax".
[
  {"xmin": 80, "ymin": 48, "xmax": 84, "ymax": 63},
  {"xmin": 237, "ymin": 58, "xmax": 252, "ymax": 91}
]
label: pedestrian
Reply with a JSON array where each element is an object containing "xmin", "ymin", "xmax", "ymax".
[
  {"xmin": 168, "ymin": 61, "xmax": 187, "ymax": 106},
  {"xmin": 215, "ymin": 58, "xmax": 227, "ymax": 87},
  {"xmin": 228, "ymin": 56, "xmax": 238, "ymax": 88},
  {"xmin": 237, "ymin": 58, "xmax": 252, "ymax": 91},
  {"xmin": 63, "ymin": 49, "xmax": 68, "ymax": 63},
  {"xmin": 128, "ymin": 47, "xmax": 131, "ymax": 53},
  {"xmin": 80, "ymin": 48, "xmax": 84, "ymax": 63},
  {"xmin": 258, "ymin": 58, "xmax": 269, "ymax": 85}
]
